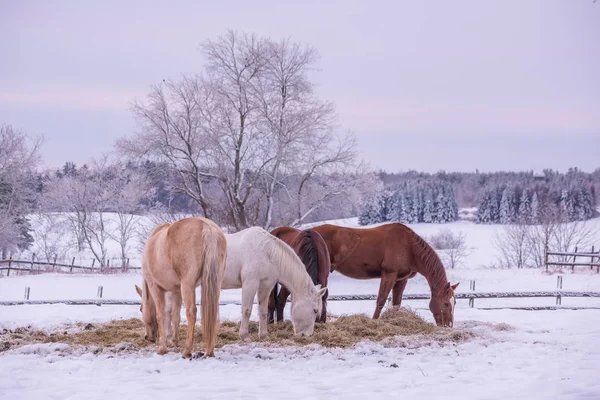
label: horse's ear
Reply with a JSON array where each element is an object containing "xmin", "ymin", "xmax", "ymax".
[
  {"xmin": 451, "ymin": 282, "xmax": 460, "ymax": 291},
  {"xmin": 316, "ymin": 286, "xmax": 327, "ymax": 299},
  {"xmin": 135, "ymin": 285, "xmax": 142, "ymax": 297}
]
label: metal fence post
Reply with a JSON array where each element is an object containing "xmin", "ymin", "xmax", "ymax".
[
  {"xmin": 70, "ymin": 257, "xmax": 76, "ymax": 273},
  {"xmin": 24, "ymin": 287, "xmax": 30, "ymax": 300},
  {"xmin": 7, "ymin": 253, "xmax": 12, "ymax": 277}
]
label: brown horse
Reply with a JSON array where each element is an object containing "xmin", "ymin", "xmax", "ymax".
[
  {"xmin": 268, "ymin": 227, "xmax": 330, "ymax": 323},
  {"xmin": 134, "ymin": 217, "xmax": 227, "ymax": 358},
  {"xmin": 308, "ymin": 222, "xmax": 459, "ymax": 327}
]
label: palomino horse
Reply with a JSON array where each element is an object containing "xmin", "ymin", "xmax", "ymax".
[
  {"xmin": 268, "ymin": 227, "xmax": 330, "ymax": 323},
  {"xmin": 163, "ymin": 226, "xmax": 327, "ymax": 342},
  {"xmin": 308, "ymin": 222, "xmax": 460, "ymax": 327},
  {"xmin": 134, "ymin": 217, "xmax": 226, "ymax": 358}
]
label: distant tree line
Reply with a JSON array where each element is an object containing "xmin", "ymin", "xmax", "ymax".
[
  {"xmin": 359, "ymin": 181, "xmax": 458, "ymax": 225},
  {"xmin": 477, "ymin": 182, "xmax": 596, "ymax": 224},
  {"xmin": 378, "ymin": 169, "xmax": 600, "ymax": 210}
]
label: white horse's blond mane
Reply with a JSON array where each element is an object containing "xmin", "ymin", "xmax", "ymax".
[{"xmin": 248, "ymin": 227, "xmax": 315, "ymax": 293}]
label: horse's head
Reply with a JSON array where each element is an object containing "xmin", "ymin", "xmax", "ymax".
[
  {"xmin": 429, "ymin": 282, "xmax": 459, "ymax": 328},
  {"xmin": 135, "ymin": 284, "xmax": 158, "ymax": 342},
  {"xmin": 290, "ymin": 284, "xmax": 328, "ymax": 336}
]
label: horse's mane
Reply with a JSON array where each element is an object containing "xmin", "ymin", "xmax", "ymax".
[
  {"xmin": 250, "ymin": 227, "xmax": 314, "ymax": 292},
  {"xmin": 409, "ymin": 228, "xmax": 449, "ymax": 296},
  {"xmin": 290, "ymin": 230, "xmax": 320, "ymax": 286}
]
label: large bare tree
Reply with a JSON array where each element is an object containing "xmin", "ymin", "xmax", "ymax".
[{"xmin": 119, "ymin": 31, "xmax": 364, "ymax": 231}]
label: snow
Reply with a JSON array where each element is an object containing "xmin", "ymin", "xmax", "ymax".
[
  {"xmin": 0, "ymin": 308, "xmax": 599, "ymax": 399},
  {"xmin": 1, "ymin": 214, "xmax": 600, "ymax": 398}
]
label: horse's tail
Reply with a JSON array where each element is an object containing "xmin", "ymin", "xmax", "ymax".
[{"xmin": 200, "ymin": 222, "xmax": 227, "ymax": 357}]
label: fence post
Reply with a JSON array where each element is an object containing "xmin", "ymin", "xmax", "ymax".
[
  {"xmin": 545, "ymin": 245, "xmax": 549, "ymax": 272},
  {"xmin": 30, "ymin": 253, "xmax": 36, "ymax": 273},
  {"xmin": 126, "ymin": 258, "xmax": 130, "ymax": 272},
  {"xmin": 7, "ymin": 253, "xmax": 12, "ymax": 277},
  {"xmin": 91, "ymin": 259, "xmax": 96, "ymax": 271},
  {"xmin": 97, "ymin": 285, "xmax": 103, "ymax": 298},
  {"xmin": 53, "ymin": 255, "xmax": 57, "ymax": 271},
  {"xmin": 572, "ymin": 247, "xmax": 578, "ymax": 271},
  {"xmin": 24, "ymin": 287, "xmax": 30, "ymax": 300},
  {"xmin": 469, "ymin": 280, "xmax": 475, "ymax": 308},
  {"xmin": 107, "ymin": 259, "xmax": 110, "ymax": 271},
  {"xmin": 557, "ymin": 275, "xmax": 563, "ymax": 289},
  {"xmin": 70, "ymin": 257, "xmax": 75, "ymax": 273}
]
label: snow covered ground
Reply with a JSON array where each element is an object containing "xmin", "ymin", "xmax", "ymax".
[{"xmin": 1, "ymin": 214, "xmax": 599, "ymax": 398}]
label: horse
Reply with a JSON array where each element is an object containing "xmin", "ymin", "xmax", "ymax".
[
  {"xmin": 220, "ymin": 227, "xmax": 327, "ymax": 340},
  {"xmin": 308, "ymin": 222, "xmax": 460, "ymax": 327},
  {"xmin": 268, "ymin": 227, "xmax": 330, "ymax": 324},
  {"xmin": 134, "ymin": 217, "xmax": 226, "ymax": 359}
]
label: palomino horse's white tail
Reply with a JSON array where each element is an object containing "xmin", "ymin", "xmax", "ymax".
[{"xmin": 200, "ymin": 224, "xmax": 227, "ymax": 357}]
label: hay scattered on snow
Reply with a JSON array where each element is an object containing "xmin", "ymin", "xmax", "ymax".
[{"xmin": 1, "ymin": 306, "xmax": 482, "ymax": 354}]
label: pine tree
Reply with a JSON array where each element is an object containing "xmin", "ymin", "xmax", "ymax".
[
  {"xmin": 422, "ymin": 185, "xmax": 434, "ymax": 223},
  {"xmin": 359, "ymin": 192, "xmax": 384, "ymax": 225},
  {"xmin": 531, "ymin": 191, "xmax": 539, "ymax": 223},
  {"xmin": 518, "ymin": 189, "xmax": 531, "ymax": 223},
  {"xmin": 477, "ymin": 190, "xmax": 493, "ymax": 224},
  {"xmin": 500, "ymin": 186, "xmax": 515, "ymax": 224}
]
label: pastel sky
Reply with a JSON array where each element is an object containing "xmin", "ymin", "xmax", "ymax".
[{"xmin": 1, "ymin": 0, "xmax": 599, "ymax": 173}]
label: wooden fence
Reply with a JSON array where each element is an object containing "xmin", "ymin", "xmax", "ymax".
[
  {"xmin": 1, "ymin": 277, "xmax": 599, "ymax": 310},
  {"xmin": 0, "ymin": 254, "xmax": 140, "ymax": 276},
  {"xmin": 545, "ymin": 245, "xmax": 600, "ymax": 272}
]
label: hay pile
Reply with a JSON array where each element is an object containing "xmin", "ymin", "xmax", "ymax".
[{"xmin": 1, "ymin": 306, "xmax": 465, "ymax": 353}]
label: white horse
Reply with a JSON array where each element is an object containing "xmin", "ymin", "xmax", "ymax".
[{"xmin": 221, "ymin": 227, "xmax": 327, "ymax": 340}]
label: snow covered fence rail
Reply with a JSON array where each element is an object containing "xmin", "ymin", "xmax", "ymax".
[
  {"xmin": 1, "ymin": 291, "xmax": 599, "ymax": 308},
  {"xmin": 0, "ymin": 257, "xmax": 141, "ymax": 276}
]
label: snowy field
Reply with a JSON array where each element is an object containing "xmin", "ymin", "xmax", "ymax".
[{"xmin": 1, "ymin": 215, "xmax": 600, "ymax": 399}]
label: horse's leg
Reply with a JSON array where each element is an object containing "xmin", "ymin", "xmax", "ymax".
[
  {"xmin": 276, "ymin": 285, "xmax": 291, "ymax": 322},
  {"xmin": 257, "ymin": 283, "xmax": 272, "ymax": 340},
  {"xmin": 318, "ymin": 289, "xmax": 328, "ymax": 323},
  {"xmin": 180, "ymin": 284, "xmax": 197, "ymax": 359},
  {"xmin": 373, "ymin": 272, "xmax": 397, "ymax": 319},
  {"xmin": 240, "ymin": 280, "xmax": 259, "ymax": 342},
  {"xmin": 170, "ymin": 289, "xmax": 182, "ymax": 347},
  {"xmin": 148, "ymin": 285, "xmax": 168, "ymax": 355},
  {"xmin": 268, "ymin": 283, "xmax": 278, "ymax": 324},
  {"xmin": 392, "ymin": 279, "xmax": 408, "ymax": 307}
]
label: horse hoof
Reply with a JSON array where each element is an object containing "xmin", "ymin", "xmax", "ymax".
[
  {"xmin": 182, "ymin": 351, "xmax": 192, "ymax": 359},
  {"xmin": 258, "ymin": 333, "xmax": 268, "ymax": 341},
  {"xmin": 157, "ymin": 347, "xmax": 168, "ymax": 356}
]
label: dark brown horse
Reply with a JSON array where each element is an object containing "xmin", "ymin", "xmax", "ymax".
[
  {"xmin": 307, "ymin": 222, "xmax": 459, "ymax": 327},
  {"xmin": 268, "ymin": 227, "xmax": 330, "ymax": 323}
]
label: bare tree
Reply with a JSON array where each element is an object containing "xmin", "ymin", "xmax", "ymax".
[
  {"xmin": 119, "ymin": 30, "xmax": 362, "ymax": 231},
  {"xmin": 429, "ymin": 229, "xmax": 472, "ymax": 269},
  {"xmin": 493, "ymin": 223, "xmax": 532, "ymax": 268},
  {"xmin": 30, "ymin": 212, "xmax": 69, "ymax": 262},
  {"xmin": 106, "ymin": 166, "xmax": 150, "ymax": 267},
  {"xmin": 0, "ymin": 124, "xmax": 42, "ymax": 257},
  {"xmin": 525, "ymin": 205, "xmax": 599, "ymax": 269},
  {"xmin": 119, "ymin": 77, "xmax": 216, "ymax": 218}
]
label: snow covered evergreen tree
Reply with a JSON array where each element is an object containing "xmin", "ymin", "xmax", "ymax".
[
  {"xmin": 531, "ymin": 191, "xmax": 539, "ymax": 223},
  {"xmin": 358, "ymin": 192, "xmax": 385, "ymax": 225},
  {"xmin": 518, "ymin": 189, "xmax": 531, "ymax": 223},
  {"xmin": 499, "ymin": 186, "xmax": 515, "ymax": 224}
]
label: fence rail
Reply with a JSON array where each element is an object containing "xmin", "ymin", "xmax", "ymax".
[
  {"xmin": 0, "ymin": 257, "xmax": 140, "ymax": 276},
  {"xmin": 1, "ymin": 291, "xmax": 599, "ymax": 307}
]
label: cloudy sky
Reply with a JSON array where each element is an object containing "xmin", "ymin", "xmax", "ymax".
[{"xmin": 1, "ymin": 0, "xmax": 599, "ymax": 173}]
